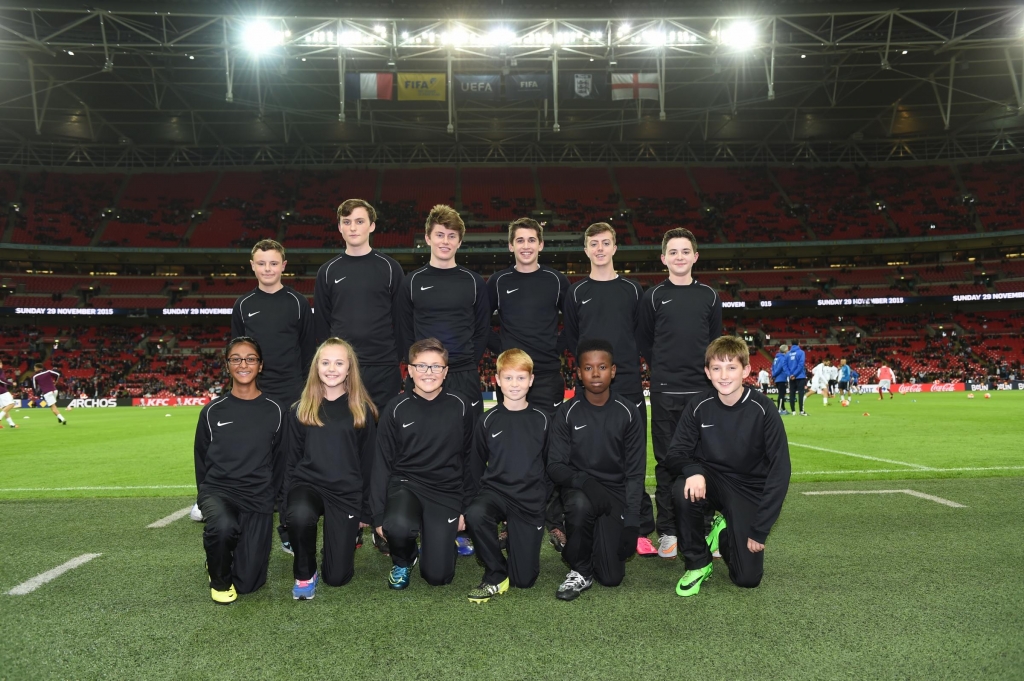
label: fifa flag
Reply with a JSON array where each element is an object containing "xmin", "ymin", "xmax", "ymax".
[
  {"xmin": 611, "ymin": 73, "xmax": 660, "ymax": 101},
  {"xmin": 344, "ymin": 73, "xmax": 393, "ymax": 100},
  {"xmin": 397, "ymin": 73, "xmax": 447, "ymax": 101}
]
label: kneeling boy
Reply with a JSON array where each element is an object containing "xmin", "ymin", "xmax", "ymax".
[
  {"xmin": 667, "ymin": 336, "xmax": 791, "ymax": 596},
  {"xmin": 547, "ymin": 339, "xmax": 645, "ymax": 601},
  {"xmin": 464, "ymin": 348, "xmax": 550, "ymax": 602},
  {"xmin": 370, "ymin": 338, "xmax": 477, "ymax": 590}
]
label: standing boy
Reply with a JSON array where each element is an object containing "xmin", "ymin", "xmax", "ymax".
[
  {"xmin": 0, "ymin": 360, "xmax": 20, "ymax": 429},
  {"xmin": 314, "ymin": 198, "xmax": 405, "ymax": 411},
  {"xmin": 31, "ymin": 363, "xmax": 66, "ymax": 425},
  {"xmin": 370, "ymin": 338, "xmax": 478, "ymax": 589},
  {"xmin": 400, "ymin": 205, "xmax": 489, "ymax": 423},
  {"xmin": 771, "ymin": 344, "xmax": 789, "ymax": 415},
  {"xmin": 563, "ymin": 222, "xmax": 656, "ymax": 554},
  {"xmin": 667, "ymin": 336, "xmax": 791, "ymax": 596},
  {"xmin": 464, "ymin": 348, "xmax": 550, "ymax": 602},
  {"xmin": 786, "ymin": 342, "xmax": 808, "ymax": 416},
  {"xmin": 637, "ymin": 227, "xmax": 721, "ymax": 560},
  {"xmin": 487, "ymin": 217, "xmax": 570, "ymax": 414},
  {"xmin": 231, "ymin": 239, "xmax": 316, "ymax": 551},
  {"xmin": 547, "ymin": 339, "xmax": 646, "ymax": 601}
]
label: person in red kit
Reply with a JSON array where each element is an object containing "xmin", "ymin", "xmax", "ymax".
[{"xmin": 877, "ymin": 364, "xmax": 896, "ymax": 400}]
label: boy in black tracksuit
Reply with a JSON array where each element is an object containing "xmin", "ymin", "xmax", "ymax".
[
  {"xmin": 399, "ymin": 205, "xmax": 490, "ymax": 424},
  {"xmin": 283, "ymin": 339, "xmax": 378, "ymax": 598},
  {"xmin": 547, "ymin": 339, "xmax": 646, "ymax": 601},
  {"xmin": 194, "ymin": 337, "xmax": 284, "ymax": 604},
  {"xmin": 464, "ymin": 348, "xmax": 550, "ymax": 602},
  {"xmin": 638, "ymin": 228, "xmax": 722, "ymax": 558},
  {"xmin": 371, "ymin": 338, "xmax": 478, "ymax": 589},
  {"xmin": 667, "ymin": 336, "xmax": 791, "ymax": 596}
]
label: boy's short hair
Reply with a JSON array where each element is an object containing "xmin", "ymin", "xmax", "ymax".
[
  {"xmin": 34, "ymin": 362, "xmax": 44, "ymax": 371},
  {"xmin": 508, "ymin": 217, "xmax": 543, "ymax": 245},
  {"xmin": 584, "ymin": 222, "xmax": 616, "ymax": 245},
  {"xmin": 409, "ymin": 337, "xmax": 448, "ymax": 365},
  {"xmin": 496, "ymin": 348, "xmax": 534, "ymax": 375},
  {"xmin": 661, "ymin": 227, "xmax": 698, "ymax": 254},
  {"xmin": 251, "ymin": 239, "xmax": 285, "ymax": 259},
  {"xmin": 778, "ymin": 344, "xmax": 789, "ymax": 352},
  {"xmin": 337, "ymin": 198, "xmax": 377, "ymax": 223},
  {"xmin": 576, "ymin": 338, "xmax": 614, "ymax": 364},
  {"xmin": 425, "ymin": 204, "xmax": 465, "ymax": 241},
  {"xmin": 705, "ymin": 336, "xmax": 750, "ymax": 368}
]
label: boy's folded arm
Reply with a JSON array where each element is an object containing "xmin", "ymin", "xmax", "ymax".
[
  {"xmin": 545, "ymin": 408, "xmax": 590, "ymax": 489},
  {"xmin": 750, "ymin": 411, "xmax": 793, "ymax": 542}
]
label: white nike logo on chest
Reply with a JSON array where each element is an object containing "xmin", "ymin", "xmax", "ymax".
[
  {"xmin": 505, "ymin": 288, "xmax": 518, "ymax": 294},
  {"xmin": 217, "ymin": 421, "xmax": 233, "ymax": 426},
  {"xmin": 248, "ymin": 311, "xmax": 260, "ymax": 317},
  {"xmin": 335, "ymin": 277, "xmax": 346, "ymax": 284},
  {"xmin": 574, "ymin": 424, "xmax": 587, "ymax": 430},
  {"xmin": 420, "ymin": 286, "xmax": 433, "ymax": 291}
]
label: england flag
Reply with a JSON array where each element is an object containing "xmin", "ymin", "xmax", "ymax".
[{"xmin": 611, "ymin": 73, "xmax": 659, "ymax": 101}]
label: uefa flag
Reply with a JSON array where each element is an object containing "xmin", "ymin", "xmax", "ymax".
[
  {"xmin": 397, "ymin": 73, "xmax": 447, "ymax": 101},
  {"xmin": 344, "ymin": 73, "xmax": 394, "ymax": 100},
  {"xmin": 611, "ymin": 73, "xmax": 659, "ymax": 101}
]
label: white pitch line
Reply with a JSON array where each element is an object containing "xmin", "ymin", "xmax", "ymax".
[
  {"xmin": 802, "ymin": 489, "xmax": 966, "ymax": 508},
  {"xmin": 147, "ymin": 506, "xmax": 194, "ymax": 528},
  {"xmin": 0, "ymin": 485, "xmax": 194, "ymax": 492},
  {"xmin": 789, "ymin": 441, "xmax": 934, "ymax": 470},
  {"xmin": 645, "ymin": 465, "xmax": 1024, "ymax": 480},
  {"xmin": 6, "ymin": 553, "xmax": 102, "ymax": 596}
]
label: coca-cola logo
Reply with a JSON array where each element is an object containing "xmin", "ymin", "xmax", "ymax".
[
  {"xmin": 930, "ymin": 383, "xmax": 957, "ymax": 392},
  {"xmin": 898, "ymin": 384, "xmax": 922, "ymax": 393}
]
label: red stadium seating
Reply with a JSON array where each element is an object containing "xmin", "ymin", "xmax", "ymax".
[
  {"xmin": 691, "ymin": 167, "xmax": 803, "ymax": 242},
  {"xmin": 12, "ymin": 173, "xmax": 120, "ymax": 246},
  {"xmin": 959, "ymin": 161, "xmax": 1024, "ymax": 232},
  {"xmin": 190, "ymin": 171, "xmax": 291, "ymax": 248},
  {"xmin": 773, "ymin": 166, "xmax": 890, "ymax": 240},
  {"xmin": 461, "ymin": 167, "xmax": 535, "ymax": 220}
]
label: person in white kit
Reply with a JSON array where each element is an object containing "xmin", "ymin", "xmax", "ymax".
[
  {"xmin": 757, "ymin": 367, "xmax": 770, "ymax": 393},
  {"xmin": 877, "ymin": 364, "xmax": 897, "ymax": 400},
  {"xmin": 32, "ymin": 363, "xmax": 66, "ymax": 425},
  {"xmin": 0, "ymin": 360, "xmax": 20, "ymax": 429},
  {"xmin": 808, "ymin": 360, "xmax": 832, "ymax": 407}
]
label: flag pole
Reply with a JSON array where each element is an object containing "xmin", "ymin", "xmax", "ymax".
[
  {"xmin": 552, "ymin": 47, "xmax": 560, "ymax": 133},
  {"xmin": 337, "ymin": 22, "xmax": 346, "ymax": 123}
]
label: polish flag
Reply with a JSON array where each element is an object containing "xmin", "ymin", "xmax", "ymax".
[
  {"xmin": 354, "ymin": 73, "xmax": 393, "ymax": 100},
  {"xmin": 611, "ymin": 73, "xmax": 659, "ymax": 101}
]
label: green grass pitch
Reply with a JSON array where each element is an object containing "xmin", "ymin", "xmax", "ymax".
[{"xmin": 1, "ymin": 393, "xmax": 1023, "ymax": 679}]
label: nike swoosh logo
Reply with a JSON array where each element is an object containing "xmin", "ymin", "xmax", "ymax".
[
  {"xmin": 536, "ymin": 526, "xmax": 543, "ymax": 531},
  {"xmin": 506, "ymin": 288, "xmax": 518, "ymax": 294},
  {"xmin": 247, "ymin": 311, "xmax": 260, "ymax": 317},
  {"xmin": 636, "ymin": 402, "xmax": 643, "ymax": 408},
  {"xmin": 420, "ymin": 286, "xmax": 434, "ymax": 291},
  {"xmin": 217, "ymin": 421, "xmax": 232, "ymax": 426},
  {"xmin": 574, "ymin": 424, "xmax": 586, "ymax": 430},
  {"xmin": 447, "ymin": 517, "xmax": 457, "ymax": 524},
  {"xmin": 662, "ymin": 299, "xmax": 672, "ymax": 304},
  {"xmin": 335, "ymin": 277, "xmax": 346, "ymax": 284},
  {"xmin": 348, "ymin": 514, "xmax": 355, "ymax": 519},
  {"xmin": 554, "ymin": 401, "xmax": 561, "ymax": 406},
  {"xmin": 471, "ymin": 401, "xmax": 480, "ymax": 406},
  {"xmin": 491, "ymin": 431, "xmax": 502, "ymax": 438},
  {"xmin": 581, "ymin": 299, "xmax": 592, "ymax": 305},
  {"xmin": 402, "ymin": 422, "xmax": 415, "ymax": 428},
  {"xmin": 701, "ymin": 424, "xmax": 714, "ymax": 428}
]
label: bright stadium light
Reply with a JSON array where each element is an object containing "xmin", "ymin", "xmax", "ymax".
[
  {"xmin": 487, "ymin": 28, "xmax": 516, "ymax": 47},
  {"xmin": 242, "ymin": 20, "xmax": 285, "ymax": 54},
  {"xmin": 720, "ymin": 21, "xmax": 758, "ymax": 50}
]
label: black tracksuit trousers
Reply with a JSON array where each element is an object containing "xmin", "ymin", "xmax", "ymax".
[
  {"xmin": 651, "ymin": 392, "xmax": 714, "ymax": 537},
  {"xmin": 382, "ymin": 480, "xmax": 461, "ymax": 586},
  {"xmin": 561, "ymin": 488, "xmax": 626, "ymax": 586},
  {"xmin": 465, "ymin": 489, "xmax": 544, "ymax": 588},
  {"xmin": 286, "ymin": 484, "xmax": 361, "ymax": 586},
  {"xmin": 672, "ymin": 472, "xmax": 764, "ymax": 589},
  {"xmin": 200, "ymin": 492, "xmax": 273, "ymax": 594}
]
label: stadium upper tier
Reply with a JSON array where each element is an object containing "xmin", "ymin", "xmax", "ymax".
[
  {"xmin": 1, "ymin": 259, "xmax": 1018, "ymax": 311},
  {"xmin": 2, "ymin": 162, "xmax": 1020, "ymax": 249}
]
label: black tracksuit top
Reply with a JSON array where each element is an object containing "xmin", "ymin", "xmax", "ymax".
[
  {"xmin": 486, "ymin": 265, "xmax": 570, "ymax": 373},
  {"xmin": 283, "ymin": 394, "xmax": 377, "ymax": 524},
  {"xmin": 400, "ymin": 265, "xmax": 490, "ymax": 372},
  {"xmin": 370, "ymin": 390, "xmax": 477, "ymax": 526},
  {"xmin": 193, "ymin": 393, "xmax": 285, "ymax": 513},
  {"xmin": 638, "ymin": 278, "xmax": 723, "ymax": 393},
  {"xmin": 470, "ymin": 404, "xmax": 551, "ymax": 521},
  {"xmin": 563, "ymin": 276, "xmax": 644, "ymax": 396},
  {"xmin": 313, "ymin": 250, "xmax": 405, "ymax": 365},
  {"xmin": 231, "ymin": 285, "xmax": 315, "ymax": 400},
  {"xmin": 665, "ymin": 387, "xmax": 791, "ymax": 543},
  {"xmin": 546, "ymin": 392, "xmax": 646, "ymax": 527}
]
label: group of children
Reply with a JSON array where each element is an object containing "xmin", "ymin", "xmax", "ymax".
[{"xmin": 193, "ymin": 199, "xmax": 792, "ymax": 605}]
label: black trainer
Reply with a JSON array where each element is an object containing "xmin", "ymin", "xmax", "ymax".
[
  {"xmin": 555, "ymin": 570, "xmax": 593, "ymax": 601},
  {"xmin": 372, "ymin": 530, "xmax": 390, "ymax": 556}
]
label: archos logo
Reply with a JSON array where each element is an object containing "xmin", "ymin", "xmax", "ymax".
[{"xmin": 68, "ymin": 398, "xmax": 118, "ymax": 408}]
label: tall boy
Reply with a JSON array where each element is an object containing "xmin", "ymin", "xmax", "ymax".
[
  {"xmin": 563, "ymin": 222, "xmax": 656, "ymax": 554},
  {"xmin": 638, "ymin": 227, "xmax": 721, "ymax": 559},
  {"xmin": 464, "ymin": 348, "xmax": 550, "ymax": 603},
  {"xmin": 314, "ymin": 198, "xmax": 405, "ymax": 411},
  {"xmin": 371, "ymin": 338, "xmax": 478, "ymax": 589},
  {"xmin": 547, "ymin": 339, "xmax": 646, "ymax": 601},
  {"xmin": 400, "ymin": 205, "xmax": 489, "ymax": 423},
  {"xmin": 487, "ymin": 217, "xmax": 570, "ymax": 415},
  {"xmin": 667, "ymin": 336, "xmax": 791, "ymax": 597},
  {"xmin": 31, "ymin": 363, "xmax": 66, "ymax": 425},
  {"xmin": 231, "ymin": 239, "xmax": 315, "ymax": 549}
]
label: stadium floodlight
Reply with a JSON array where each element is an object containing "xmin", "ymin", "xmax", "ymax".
[
  {"xmin": 643, "ymin": 30, "xmax": 666, "ymax": 46},
  {"xmin": 242, "ymin": 20, "xmax": 285, "ymax": 54},
  {"xmin": 720, "ymin": 21, "xmax": 758, "ymax": 50},
  {"xmin": 487, "ymin": 28, "xmax": 516, "ymax": 47}
]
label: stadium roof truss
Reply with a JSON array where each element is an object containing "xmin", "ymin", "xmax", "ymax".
[{"xmin": 0, "ymin": 2, "xmax": 1023, "ymax": 167}]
